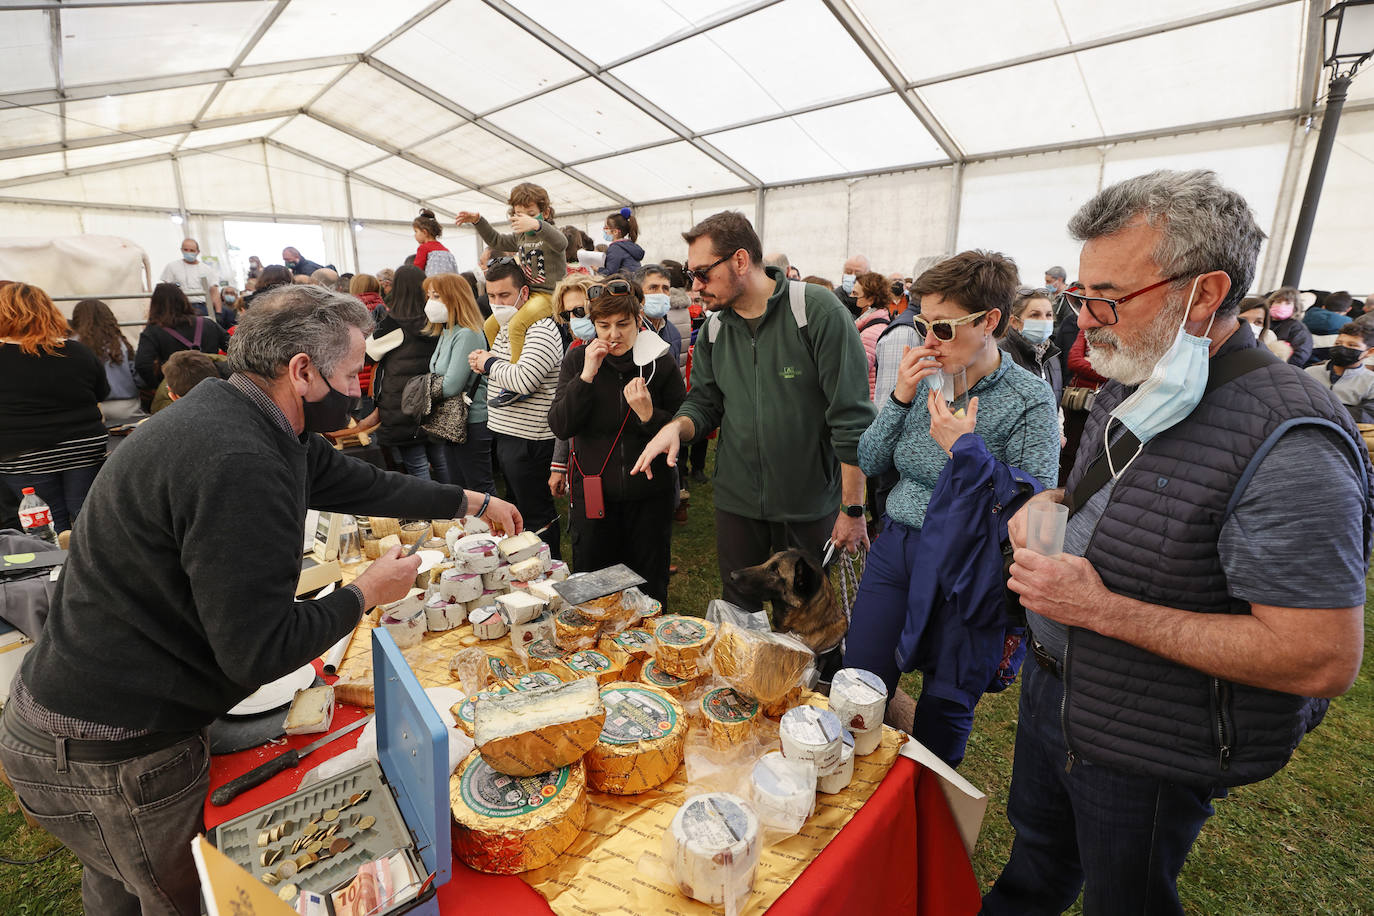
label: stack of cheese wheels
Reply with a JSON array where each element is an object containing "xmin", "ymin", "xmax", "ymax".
[
  {"xmin": 699, "ymin": 686, "xmax": 761, "ymax": 750},
  {"xmin": 453, "ymin": 534, "xmax": 502, "ymax": 573},
  {"xmin": 665, "ymin": 792, "xmax": 761, "ymax": 906},
  {"xmin": 750, "ymin": 751, "xmax": 816, "ymax": 832},
  {"xmin": 653, "ymin": 616, "xmax": 716, "ymax": 679},
  {"xmin": 828, "ymin": 668, "xmax": 887, "ymax": 756},
  {"xmin": 779, "ymin": 706, "xmax": 844, "ymax": 774},
  {"xmin": 554, "ymin": 607, "xmax": 600, "ymax": 650},
  {"xmin": 586, "ymin": 682, "xmax": 685, "ymax": 794},
  {"xmin": 451, "ymin": 751, "xmax": 588, "ymax": 874},
  {"xmin": 639, "ymin": 659, "xmax": 697, "ymax": 700},
  {"xmin": 816, "ymin": 729, "xmax": 855, "ymax": 794},
  {"xmin": 474, "ymin": 678, "xmax": 605, "ymax": 777}
]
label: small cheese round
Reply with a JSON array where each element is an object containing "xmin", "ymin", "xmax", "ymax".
[
  {"xmin": 828, "ymin": 668, "xmax": 888, "ymax": 733},
  {"xmin": 555, "ymin": 607, "xmax": 600, "ymax": 650},
  {"xmin": 817, "ymin": 729, "xmax": 855, "ymax": 794},
  {"xmin": 439, "ymin": 569, "xmax": 484, "ymax": 604},
  {"xmin": 699, "ymin": 686, "xmax": 761, "ymax": 750},
  {"xmin": 469, "ymin": 606, "xmax": 508, "ymax": 640},
  {"xmin": 555, "ymin": 649, "xmax": 622, "ymax": 686},
  {"xmin": 653, "ymin": 616, "xmax": 716, "ymax": 680},
  {"xmin": 586, "ymin": 683, "xmax": 685, "ymax": 794},
  {"xmin": 779, "ymin": 706, "xmax": 844, "ymax": 774},
  {"xmin": 450, "ymin": 752, "xmax": 587, "ymax": 874},
  {"xmin": 853, "ymin": 723, "xmax": 883, "ymax": 757},
  {"xmin": 638, "ymin": 660, "xmax": 697, "ymax": 700},
  {"xmin": 453, "ymin": 535, "xmax": 501, "ymax": 573},
  {"xmin": 750, "ymin": 751, "xmax": 815, "ymax": 831},
  {"xmin": 664, "ymin": 792, "xmax": 760, "ymax": 906}
]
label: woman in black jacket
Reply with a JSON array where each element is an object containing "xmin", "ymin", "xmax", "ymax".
[
  {"xmin": 547, "ymin": 279, "xmax": 685, "ymax": 601},
  {"xmin": 134, "ymin": 282, "xmax": 229, "ymax": 392},
  {"xmin": 364, "ymin": 265, "xmax": 449, "ymax": 482},
  {"xmin": 999, "ymin": 287, "xmax": 1064, "ymax": 406}
]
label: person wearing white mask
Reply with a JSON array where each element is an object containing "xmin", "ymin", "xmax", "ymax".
[
  {"xmin": 636, "ymin": 264, "xmax": 683, "ymax": 363},
  {"xmin": 548, "ymin": 279, "xmax": 685, "ymax": 601},
  {"xmin": 159, "ymin": 238, "xmax": 220, "ymax": 318},
  {"xmin": 467, "ymin": 258, "xmax": 566, "ymax": 560},
  {"xmin": 999, "ymin": 287, "xmax": 1064, "ymax": 407},
  {"xmin": 985, "ymin": 170, "xmax": 1373, "ymax": 915},
  {"xmin": 423, "ymin": 273, "xmax": 492, "ymax": 494}
]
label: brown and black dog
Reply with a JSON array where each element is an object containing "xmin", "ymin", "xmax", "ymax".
[{"xmin": 728, "ymin": 549, "xmax": 848, "ymax": 664}]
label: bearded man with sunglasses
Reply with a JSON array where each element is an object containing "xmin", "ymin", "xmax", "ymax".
[
  {"xmin": 983, "ymin": 170, "xmax": 1373, "ymax": 915},
  {"xmin": 631, "ymin": 211, "xmax": 875, "ymax": 625}
]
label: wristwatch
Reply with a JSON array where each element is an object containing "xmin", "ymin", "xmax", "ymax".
[{"xmin": 842, "ymin": 504, "xmax": 865, "ymax": 518}]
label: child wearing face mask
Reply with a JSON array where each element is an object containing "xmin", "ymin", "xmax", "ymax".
[
  {"xmin": 600, "ymin": 208, "xmax": 644, "ymax": 277},
  {"xmin": 1304, "ymin": 321, "xmax": 1374, "ymax": 424},
  {"xmin": 1265, "ymin": 286, "xmax": 1313, "ymax": 367},
  {"xmin": 455, "ymin": 183, "xmax": 564, "ymax": 364}
]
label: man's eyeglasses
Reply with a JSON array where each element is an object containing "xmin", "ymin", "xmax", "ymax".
[
  {"xmin": 1063, "ymin": 275, "xmax": 1184, "ymax": 327},
  {"xmin": 913, "ymin": 310, "xmax": 988, "ymax": 341},
  {"xmin": 686, "ymin": 252, "xmax": 734, "ymax": 285},
  {"xmin": 588, "ymin": 279, "xmax": 632, "ymax": 301}
]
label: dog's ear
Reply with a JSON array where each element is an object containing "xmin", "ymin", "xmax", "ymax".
[{"xmin": 792, "ymin": 553, "xmax": 822, "ymax": 600}]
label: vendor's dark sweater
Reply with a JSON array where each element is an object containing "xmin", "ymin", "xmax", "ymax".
[{"xmin": 20, "ymin": 377, "xmax": 468, "ymax": 731}]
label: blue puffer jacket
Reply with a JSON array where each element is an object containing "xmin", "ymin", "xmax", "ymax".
[{"xmin": 895, "ymin": 433, "xmax": 1042, "ymax": 709}]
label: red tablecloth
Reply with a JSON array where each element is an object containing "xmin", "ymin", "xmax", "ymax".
[{"xmin": 206, "ymin": 709, "xmax": 981, "ymax": 915}]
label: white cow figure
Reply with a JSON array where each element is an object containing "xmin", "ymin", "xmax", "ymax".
[{"xmin": 0, "ymin": 234, "xmax": 152, "ymax": 326}]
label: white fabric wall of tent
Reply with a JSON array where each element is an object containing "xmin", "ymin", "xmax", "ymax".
[{"xmin": 0, "ymin": 0, "xmax": 1370, "ymax": 297}]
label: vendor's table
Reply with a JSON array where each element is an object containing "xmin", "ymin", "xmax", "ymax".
[{"xmin": 205, "ymin": 693, "xmax": 981, "ymax": 916}]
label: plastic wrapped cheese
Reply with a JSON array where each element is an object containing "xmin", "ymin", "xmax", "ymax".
[
  {"xmin": 750, "ymin": 751, "xmax": 816, "ymax": 833},
  {"xmin": 827, "ymin": 668, "xmax": 888, "ymax": 733},
  {"xmin": 603, "ymin": 628, "xmax": 655, "ymax": 661},
  {"xmin": 664, "ymin": 792, "xmax": 760, "ymax": 907},
  {"xmin": 509, "ymin": 611, "xmax": 556, "ymax": 654},
  {"xmin": 554, "ymin": 606, "xmax": 600, "ymax": 650},
  {"xmin": 497, "ymin": 531, "xmax": 544, "ymax": 564},
  {"xmin": 711, "ymin": 622, "xmax": 814, "ymax": 704},
  {"xmin": 450, "ymin": 752, "xmax": 587, "ymax": 874},
  {"xmin": 779, "ymin": 706, "xmax": 844, "ymax": 774},
  {"xmin": 474, "ymin": 677, "xmax": 606, "ymax": 776},
  {"xmin": 586, "ymin": 683, "xmax": 685, "ymax": 794},
  {"xmin": 497, "ymin": 591, "xmax": 546, "ymax": 626},
  {"xmin": 817, "ymin": 729, "xmax": 855, "ymax": 794},
  {"xmin": 699, "ymin": 686, "xmax": 761, "ymax": 750},
  {"xmin": 653, "ymin": 616, "xmax": 716, "ymax": 680}
]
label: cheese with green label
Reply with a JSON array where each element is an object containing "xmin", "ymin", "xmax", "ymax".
[
  {"xmin": 653, "ymin": 616, "xmax": 716, "ymax": 679},
  {"xmin": 586, "ymin": 683, "xmax": 685, "ymax": 794},
  {"xmin": 474, "ymin": 677, "xmax": 605, "ymax": 776},
  {"xmin": 451, "ymin": 751, "xmax": 587, "ymax": 874},
  {"xmin": 699, "ymin": 686, "xmax": 761, "ymax": 750}
]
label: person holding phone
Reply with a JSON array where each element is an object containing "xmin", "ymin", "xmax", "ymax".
[{"xmin": 547, "ymin": 278, "xmax": 684, "ymax": 602}]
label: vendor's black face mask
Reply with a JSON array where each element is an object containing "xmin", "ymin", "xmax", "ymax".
[{"xmin": 302, "ymin": 370, "xmax": 355, "ymax": 434}]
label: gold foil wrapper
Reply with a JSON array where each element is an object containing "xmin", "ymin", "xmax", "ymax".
[
  {"xmin": 585, "ymin": 683, "xmax": 685, "ymax": 795},
  {"xmin": 451, "ymin": 753, "xmax": 587, "ymax": 875},
  {"xmin": 712, "ymin": 622, "xmax": 814, "ymax": 704},
  {"xmin": 653, "ymin": 616, "xmax": 716, "ymax": 680}
]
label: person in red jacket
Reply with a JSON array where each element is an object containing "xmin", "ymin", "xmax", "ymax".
[
  {"xmin": 413, "ymin": 209, "xmax": 458, "ymax": 276},
  {"xmin": 1059, "ymin": 328, "xmax": 1107, "ymax": 483}
]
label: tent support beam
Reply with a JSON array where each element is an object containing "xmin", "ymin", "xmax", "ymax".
[
  {"xmin": 182, "ymin": 0, "xmax": 294, "ymax": 145},
  {"xmin": 0, "ymin": 138, "xmax": 277, "ymax": 190},
  {"xmin": 48, "ymin": 8, "xmax": 65, "ymax": 150},
  {"xmin": 0, "ymin": 109, "xmax": 301, "ymax": 162},
  {"xmin": 265, "ymin": 139, "xmax": 456, "ymax": 218},
  {"xmin": 1261, "ymin": 118, "xmax": 1310, "ymax": 290},
  {"xmin": 944, "ymin": 162, "xmax": 964, "ymax": 258},
  {"xmin": 171, "ymin": 155, "xmax": 189, "ymax": 225},
  {"xmin": 0, "ymin": 195, "xmax": 421, "ymax": 227},
  {"xmin": 344, "ymin": 174, "xmax": 360, "ymax": 274}
]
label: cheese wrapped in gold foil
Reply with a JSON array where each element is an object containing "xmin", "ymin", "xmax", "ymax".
[
  {"xmin": 652, "ymin": 616, "xmax": 716, "ymax": 680},
  {"xmin": 586, "ymin": 683, "xmax": 685, "ymax": 795},
  {"xmin": 451, "ymin": 752, "xmax": 587, "ymax": 874},
  {"xmin": 698, "ymin": 686, "xmax": 761, "ymax": 750},
  {"xmin": 711, "ymin": 622, "xmax": 814, "ymax": 704},
  {"xmin": 474, "ymin": 678, "xmax": 606, "ymax": 776}
]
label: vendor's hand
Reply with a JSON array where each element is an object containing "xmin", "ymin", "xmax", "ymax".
[
  {"xmin": 548, "ymin": 470, "xmax": 566, "ymax": 498},
  {"xmin": 1006, "ymin": 489, "xmax": 1065, "ymax": 551},
  {"xmin": 1007, "ymin": 548, "xmax": 1112, "ymax": 630},
  {"xmin": 468, "ymin": 349, "xmax": 492, "ymax": 373},
  {"xmin": 893, "ymin": 345, "xmax": 941, "ymax": 404},
  {"xmin": 928, "ymin": 391, "xmax": 978, "ymax": 455},
  {"xmin": 509, "ymin": 213, "xmax": 540, "ymax": 233},
  {"xmin": 481, "ymin": 495, "xmax": 523, "ymax": 536},
  {"xmin": 830, "ymin": 513, "xmax": 870, "ymax": 554},
  {"xmin": 581, "ymin": 339, "xmax": 611, "ymax": 382},
  {"xmin": 351, "ymin": 546, "xmax": 423, "ymax": 610},
  {"xmin": 624, "ymin": 377, "xmax": 653, "ymax": 422},
  {"xmin": 632, "ymin": 419, "xmax": 685, "ymax": 479},
  {"xmin": 454, "ymin": 211, "xmax": 480, "ymax": 225}
]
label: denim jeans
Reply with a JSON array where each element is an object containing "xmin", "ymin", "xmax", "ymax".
[
  {"xmin": 0, "ymin": 709, "xmax": 209, "ymax": 916},
  {"xmin": 2, "ymin": 463, "xmax": 102, "ymax": 533},
  {"xmin": 981, "ymin": 664, "xmax": 1218, "ymax": 916},
  {"xmin": 390, "ymin": 442, "xmax": 450, "ymax": 483},
  {"xmin": 443, "ymin": 421, "xmax": 494, "ymax": 495},
  {"xmin": 493, "ymin": 433, "xmax": 560, "ymax": 561}
]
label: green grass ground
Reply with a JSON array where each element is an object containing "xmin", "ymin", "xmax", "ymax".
[{"xmin": 2, "ymin": 445, "xmax": 1371, "ymax": 913}]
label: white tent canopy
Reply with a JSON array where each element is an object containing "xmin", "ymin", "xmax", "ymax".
[{"xmin": 1, "ymin": 0, "xmax": 1370, "ymax": 291}]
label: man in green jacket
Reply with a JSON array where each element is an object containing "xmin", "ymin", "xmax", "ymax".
[{"xmin": 633, "ymin": 211, "xmax": 875, "ymax": 606}]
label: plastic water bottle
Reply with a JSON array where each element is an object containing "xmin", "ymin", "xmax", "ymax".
[{"xmin": 18, "ymin": 487, "xmax": 57, "ymax": 545}]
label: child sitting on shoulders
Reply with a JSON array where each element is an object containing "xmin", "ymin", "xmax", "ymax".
[{"xmin": 413, "ymin": 208, "xmax": 458, "ymax": 276}]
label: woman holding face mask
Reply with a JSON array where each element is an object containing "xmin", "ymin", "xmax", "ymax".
[
  {"xmin": 1265, "ymin": 286, "xmax": 1312, "ymax": 367},
  {"xmin": 843, "ymin": 251, "xmax": 1060, "ymax": 769},
  {"xmin": 547, "ymin": 278, "xmax": 685, "ymax": 601}
]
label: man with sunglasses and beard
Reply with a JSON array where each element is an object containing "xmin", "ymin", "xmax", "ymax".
[
  {"xmin": 983, "ymin": 170, "xmax": 1373, "ymax": 915},
  {"xmin": 631, "ymin": 211, "xmax": 875, "ymax": 627}
]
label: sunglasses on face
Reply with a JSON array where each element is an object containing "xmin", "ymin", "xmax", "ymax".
[
  {"xmin": 1062, "ymin": 275, "xmax": 1184, "ymax": 327},
  {"xmin": 587, "ymin": 279, "xmax": 632, "ymax": 301},
  {"xmin": 913, "ymin": 310, "xmax": 988, "ymax": 341},
  {"xmin": 686, "ymin": 252, "xmax": 735, "ymax": 285},
  {"xmin": 567, "ymin": 305, "xmax": 587, "ymax": 319}
]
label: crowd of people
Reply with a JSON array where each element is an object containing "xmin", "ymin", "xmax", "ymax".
[{"xmin": 0, "ymin": 169, "xmax": 1371, "ymax": 916}]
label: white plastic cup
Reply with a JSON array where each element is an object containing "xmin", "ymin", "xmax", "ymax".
[
  {"xmin": 1026, "ymin": 502, "xmax": 1069, "ymax": 557},
  {"xmin": 940, "ymin": 367, "xmax": 970, "ymax": 413}
]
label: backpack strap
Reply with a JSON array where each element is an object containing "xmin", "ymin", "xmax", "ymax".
[{"xmin": 788, "ymin": 280, "xmax": 808, "ymax": 329}]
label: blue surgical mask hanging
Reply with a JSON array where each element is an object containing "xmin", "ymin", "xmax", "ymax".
[{"xmin": 1106, "ymin": 277, "xmax": 1213, "ymax": 472}]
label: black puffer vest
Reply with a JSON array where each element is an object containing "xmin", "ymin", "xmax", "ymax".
[{"xmin": 1063, "ymin": 330, "xmax": 1373, "ymax": 788}]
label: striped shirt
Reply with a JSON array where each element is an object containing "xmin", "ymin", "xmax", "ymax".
[
  {"xmin": 0, "ymin": 434, "xmax": 106, "ymax": 475},
  {"xmin": 485, "ymin": 317, "xmax": 563, "ymax": 441}
]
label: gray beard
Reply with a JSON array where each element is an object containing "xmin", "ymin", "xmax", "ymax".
[{"xmin": 1084, "ymin": 295, "xmax": 1189, "ymax": 387}]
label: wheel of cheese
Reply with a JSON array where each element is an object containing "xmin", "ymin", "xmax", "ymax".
[
  {"xmin": 638, "ymin": 660, "xmax": 697, "ymax": 700},
  {"xmin": 750, "ymin": 751, "xmax": 815, "ymax": 832},
  {"xmin": 454, "ymin": 535, "xmax": 501, "ymax": 573},
  {"xmin": 451, "ymin": 752, "xmax": 587, "ymax": 875},
  {"xmin": 379, "ymin": 597, "xmax": 425, "ymax": 648},
  {"xmin": 664, "ymin": 792, "xmax": 760, "ymax": 906},
  {"xmin": 699, "ymin": 686, "xmax": 761, "ymax": 750},
  {"xmin": 469, "ymin": 606, "xmax": 508, "ymax": 640},
  {"xmin": 506, "ymin": 670, "xmax": 563, "ymax": 691},
  {"xmin": 712, "ymin": 625, "xmax": 813, "ymax": 704},
  {"xmin": 586, "ymin": 683, "xmax": 685, "ymax": 794},
  {"xmin": 555, "ymin": 607, "xmax": 601, "ymax": 650},
  {"xmin": 780, "ymin": 706, "xmax": 844, "ymax": 774},
  {"xmin": 424, "ymin": 596, "xmax": 465, "ymax": 632},
  {"xmin": 553, "ymin": 649, "xmax": 622, "ymax": 686},
  {"xmin": 816, "ymin": 729, "xmax": 855, "ymax": 794},
  {"xmin": 604, "ymin": 628, "xmax": 655, "ymax": 660},
  {"xmin": 653, "ymin": 616, "xmax": 716, "ymax": 679},
  {"xmin": 828, "ymin": 668, "xmax": 887, "ymax": 732},
  {"xmin": 522, "ymin": 637, "xmax": 569, "ymax": 670}
]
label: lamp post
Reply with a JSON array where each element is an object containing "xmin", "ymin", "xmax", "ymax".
[{"xmin": 1282, "ymin": 0, "xmax": 1374, "ymax": 288}]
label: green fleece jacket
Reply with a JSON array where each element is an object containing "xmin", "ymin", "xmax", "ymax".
[{"xmin": 678, "ymin": 268, "xmax": 876, "ymax": 522}]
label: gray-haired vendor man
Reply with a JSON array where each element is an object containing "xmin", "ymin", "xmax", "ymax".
[{"xmin": 0, "ymin": 285, "xmax": 521, "ymax": 916}]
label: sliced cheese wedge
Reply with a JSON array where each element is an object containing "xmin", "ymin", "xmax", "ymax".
[{"xmin": 474, "ymin": 677, "xmax": 606, "ymax": 777}]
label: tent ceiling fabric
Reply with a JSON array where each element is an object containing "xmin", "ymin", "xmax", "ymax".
[{"xmin": 0, "ymin": 0, "xmax": 1343, "ymax": 219}]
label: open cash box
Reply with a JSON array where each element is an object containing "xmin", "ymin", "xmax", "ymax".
[{"xmin": 209, "ymin": 629, "xmax": 451, "ymax": 914}]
